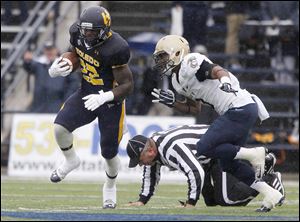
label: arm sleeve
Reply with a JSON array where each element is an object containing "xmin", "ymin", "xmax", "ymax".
[
  {"xmin": 195, "ymin": 60, "xmax": 218, "ymax": 82},
  {"xmin": 138, "ymin": 163, "xmax": 161, "ymax": 204}
]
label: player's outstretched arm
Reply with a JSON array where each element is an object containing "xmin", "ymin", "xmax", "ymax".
[{"xmin": 151, "ymin": 88, "xmax": 200, "ymax": 115}]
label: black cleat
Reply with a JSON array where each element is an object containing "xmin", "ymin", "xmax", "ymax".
[
  {"xmin": 264, "ymin": 153, "xmax": 276, "ymax": 176},
  {"xmin": 256, "ymin": 205, "xmax": 271, "ymax": 212}
]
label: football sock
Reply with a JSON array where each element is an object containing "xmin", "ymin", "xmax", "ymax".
[
  {"xmin": 54, "ymin": 124, "xmax": 79, "ymax": 175},
  {"xmin": 104, "ymin": 155, "xmax": 120, "ymax": 188},
  {"xmin": 234, "ymin": 147, "xmax": 256, "ymax": 161},
  {"xmin": 59, "ymin": 145, "xmax": 80, "ymax": 175}
]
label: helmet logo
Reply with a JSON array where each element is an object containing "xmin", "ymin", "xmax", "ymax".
[{"xmin": 101, "ymin": 10, "xmax": 111, "ymax": 27}]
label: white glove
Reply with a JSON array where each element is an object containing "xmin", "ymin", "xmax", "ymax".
[
  {"xmin": 82, "ymin": 90, "xmax": 114, "ymax": 111},
  {"xmin": 48, "ymin": 57, "xmax": 73, "ymax": 78}
]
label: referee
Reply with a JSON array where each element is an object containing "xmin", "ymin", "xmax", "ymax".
[
  {"xmin": 126, "ymin": 124, "xmax": 208, "ymax": 207},
  {"xmin": 126, "ymin": 124, "xmax": 285, "ymax": 211}
]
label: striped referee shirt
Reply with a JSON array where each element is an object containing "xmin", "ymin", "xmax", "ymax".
[{"xmin": 138, "ymin": 124, "xmax": 210, "ymax": 205}]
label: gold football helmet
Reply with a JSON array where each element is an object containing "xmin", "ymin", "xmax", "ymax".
[{"xmin": 153, "ymin": 35, "xmax": 190, "ymax": 76}]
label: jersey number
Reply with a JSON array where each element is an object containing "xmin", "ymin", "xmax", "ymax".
[{"xmin": 80, "ymin": 59, "xmax": 104, "ymax": 85}]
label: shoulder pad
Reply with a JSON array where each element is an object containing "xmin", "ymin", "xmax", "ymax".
[{"xmin": 179, "ymin": 53, "xmax": 203, "ymax": 79}]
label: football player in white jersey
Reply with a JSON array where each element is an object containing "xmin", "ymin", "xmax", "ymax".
[{"xmin": 151, "ymin": 35, "xmax": 284, "ymax": 211}]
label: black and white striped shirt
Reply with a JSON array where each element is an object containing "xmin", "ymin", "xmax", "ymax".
[{"xmin": 139, "ymin": 124, "xmax": 210, "ymax": 205}]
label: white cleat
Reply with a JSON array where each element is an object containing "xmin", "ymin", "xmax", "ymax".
[
  {"xmin": 256, "ymin": 187, "xmax": 284, "ymax": 212},
  {"xmin": 249, "ymin": 147, "xmax": 266, "ymax": 179},
  {"xmin": 103, "ymin": 183, "xmax": 116, "ymax": 209}
]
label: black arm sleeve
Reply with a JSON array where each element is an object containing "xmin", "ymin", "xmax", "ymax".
[{"xmin": 195, "ymin": 60, "xmax": 218, "ymax": 82}]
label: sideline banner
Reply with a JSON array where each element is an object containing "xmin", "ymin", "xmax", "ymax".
[{"xmin": 8, "ymin": 114, "xmax": 195, "ymax": 182}]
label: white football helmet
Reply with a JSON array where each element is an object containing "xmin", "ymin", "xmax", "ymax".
[{"xmin": 153, "ymin": 35, "xmax": 190, "ymax": 76}]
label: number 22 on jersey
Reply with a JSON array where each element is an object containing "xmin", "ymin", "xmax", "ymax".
[{"xmin": 80, "ymin": 58, "xmax": 104, "ymax": 85}]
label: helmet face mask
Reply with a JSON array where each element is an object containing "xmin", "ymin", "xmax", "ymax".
[
  {"xmin": 78, "ymin": 26, "xmax": 108, "ymax": 48},
  {"xmin": 152, "ymin": 51, "xmax": 175, "ymax": 77},
  {"xmin": 77, "ymin": 6, "xmax": 111, "ymax": 49}
]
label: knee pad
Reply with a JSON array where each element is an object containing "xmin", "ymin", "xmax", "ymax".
[
  {"xmin": 54, "ymin": 124, "xmax": 73, "ymax": 149},
  {"xmin": 104, "ymin": 155, "xmax": 120, "ymax": 178}
]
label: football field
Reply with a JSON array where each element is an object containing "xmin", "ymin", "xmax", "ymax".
[{"xmin": 1, "ymin": 177, "xmax": 299, "ymax": 221}]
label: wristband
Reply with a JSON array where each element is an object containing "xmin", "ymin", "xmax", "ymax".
[{"xmin": 220, "ymin": 76, "xmax": 231, "ymax": 84}]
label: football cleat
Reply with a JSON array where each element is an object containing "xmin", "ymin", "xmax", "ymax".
[
  {"xmin": 50, "ymin": 157, "xmax": 80, "ymax": 183},
  {"xmin": 264, "ymin": 152, "xmax": 276, "ymax": 176},
  {"xmin": 50, "ymin": 169, "xmax": 66, "ymax": 183},
  {"xmin": 103, "ymin": 199, "xmax": 116, "ymax": 209},
  {"xmin": 255, "ymin": 205, "xmax": 271, "ymax": 212},
  {"xmin": 254, "ymin": 178, "xmax": 284, "ymax": 213},
  {"xmin": 256, "ymin": 195, "xmax": 285, "ymax": 213},
  {"xmin": 263, "ymin": 172, "xmax": 285, "ymax": 201},
  {"xmin": 103, "ymin": 183, "xmax": 116, "ymax": 209}
]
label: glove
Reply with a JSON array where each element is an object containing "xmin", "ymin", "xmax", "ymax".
[
  {"xmin": 151, "ymin": 88, "xmax": 175, "ymax": 107},
  {"xmin": 82, "ymin": 90, "xmax": 114, "ymax": 111},
  {"xmin": 219, "ymin": 76, "xmax": 238, "ymax": 95},
  {"xmin": 48, "ymin": 57, "xmax": 72, "ymax": 78}
]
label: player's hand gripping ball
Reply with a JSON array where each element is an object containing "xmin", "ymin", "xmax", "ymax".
[{"xmin": 48, "ymin": 51, "xmax": 79, "ymax": 78}]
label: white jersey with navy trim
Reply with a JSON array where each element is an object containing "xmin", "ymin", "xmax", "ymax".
[
  {"xmin": 171, "ymin": 53, "xmax": 255, "ymax": 115},
  {"xmin": 139, "ymin": 124, "xmax": 209, "ymax": 204}
]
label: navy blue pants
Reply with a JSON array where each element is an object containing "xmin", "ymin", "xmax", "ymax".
[
  {"xmin": 54, "ymin": 89, "xmax": 125, "ymax": 159},
  {"xmin": 197, "ymin": 103, "xmax": 258, "ymax": 185}
]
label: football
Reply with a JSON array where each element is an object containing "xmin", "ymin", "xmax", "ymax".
[{"xmin": 61, "ymin": 51, "xmax": 80, "ymax": 71}]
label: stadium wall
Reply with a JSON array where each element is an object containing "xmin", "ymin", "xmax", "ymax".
[{"xmin": 8, "ymin": 114, "xmax": 195, "ymax": 182}]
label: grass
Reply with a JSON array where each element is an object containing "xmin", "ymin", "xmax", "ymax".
[{"xmin": 1, "ymin": 177, "xmax": 299, "ymax": 221}]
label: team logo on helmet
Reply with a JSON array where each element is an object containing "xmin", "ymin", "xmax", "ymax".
[{"xmin": 101, "ymin": 10, "xmax": 111, "ymax": 27}]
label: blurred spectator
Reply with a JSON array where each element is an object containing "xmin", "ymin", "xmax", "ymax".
[
  {"xmin": 80, "ymin": 1, "xmax": 101, "ymax": 11},
  {"xmin": 175, "ymin": 1, "xmax": 209, "ymax": 52},
  {"xmin": 142, "ymin": 59, "xmax": 173, "ymax": 116},
  {"xmin": 225, "ymin": 2, "xmax": 249, "ymax": 70},
  {"xmin": 137, "ymin": 66, "xmax": 158, "ymax": 115},
  {"xmin": 261, "ymin": 1, "xmax": 299, "ymax": 84},
  {"xmin": 23, "ymin": 42, "xmax": 80, "ymax": 113},
  {"xmin": 170, "ymin": 2, "xmax": 183, "ymax": 36},
  {"xmin": 2, "ymin": 1, "xmax": 28, "ymax": 25}
]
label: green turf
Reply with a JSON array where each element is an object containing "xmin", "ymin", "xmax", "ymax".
[{"xmin": 1, "ymin": 178, "xmax": 299, "ymax": 221}]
